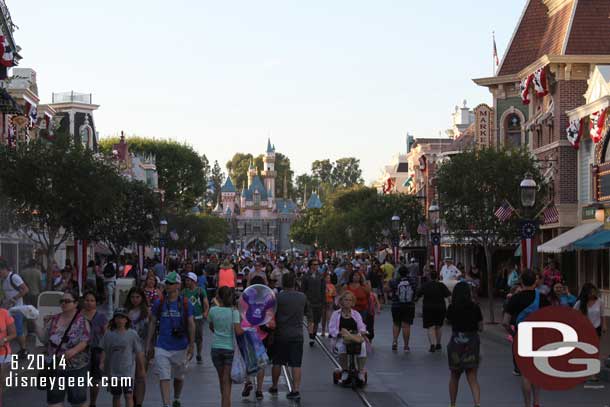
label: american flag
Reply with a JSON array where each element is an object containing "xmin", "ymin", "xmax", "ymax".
[
  {"xmin": 543, "ymin": 204, "xmax": 559, "ymax": 224},
  {"xmin": 493, "ymin": 31, "xmax": 499, "ymax": 66},
  {"xmin": 494, "ymin": 199, "xmax": 514, "ymax": 222},
  {"xmin": 417, "ymin": 222, "xmax": 429, "ymax": 235}
]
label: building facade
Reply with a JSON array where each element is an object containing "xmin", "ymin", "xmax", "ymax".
[
  {"xmin": 474, "ymin": 0, "xmax": 610, "ymax": 312},
  {"xmin": 214, "ymin": 140, "xmax": 299, "ymax": 252}
]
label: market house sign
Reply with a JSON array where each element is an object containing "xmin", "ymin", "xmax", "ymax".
[{"xmin": 474, "ymin": 104, "xmax": 494, "ymax": 148}]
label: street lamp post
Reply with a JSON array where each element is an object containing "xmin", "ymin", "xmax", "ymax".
[
  {"xmin": 159, "ymin": 219, "xmax": 168, "ymax": 266},
  {"xmin": 428, "ymin": 200, "xmax": 441, "ymax": 273},
  {"xmin": 519, "ymin": 172, "xmax": 537, "ymax": 271},
  {"xmin": 391, "ymin": 215, "xmax": 401, "ymax": 264},
  {"xmin": 290, "ymin": 238, "xmax": 295, "ymax": 259},
  {"xmin": 346, "ymin": 226, "xmax": 353, "ymax": 256}
]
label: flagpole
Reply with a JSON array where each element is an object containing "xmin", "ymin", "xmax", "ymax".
[{"xmin": 492, "ymin": 31, "xmax": 495, "ymax": 76}]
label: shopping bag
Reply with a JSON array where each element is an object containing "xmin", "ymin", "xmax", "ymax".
[{"xmin": 231, "ymin": 339, "xmax": 247, "ymax": 384}]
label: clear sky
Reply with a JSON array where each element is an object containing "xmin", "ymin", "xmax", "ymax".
[{"xmin": 9, "ymin": 0, "xmax": 525, "ymax": 183}]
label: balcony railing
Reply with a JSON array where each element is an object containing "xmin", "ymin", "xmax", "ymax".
[{"xmin": 52, "ymin": 91, "xmax": 92, "ymax": 104}]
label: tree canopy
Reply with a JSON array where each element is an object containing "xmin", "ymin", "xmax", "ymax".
[
  {"xmin": 226, "ymin": 152, "xmax": 294, "ymax": 197},
  {"xmin": 291, "ymin": 186, "xmax": 422, "ymax": 250},
  {"xmin": 99, "ymin": 137, "xmax": 205, "ymax": 214}
]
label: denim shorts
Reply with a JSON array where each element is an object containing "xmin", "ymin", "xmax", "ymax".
[
  {"xmin": 46, "ymin": 366, "xmax": 88, "ymax": 405},
  {"xmin": 211, "ymin": 348, "xmax": 234, "ymax": 370}
]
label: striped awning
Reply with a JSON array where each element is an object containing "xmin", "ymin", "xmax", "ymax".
[{"xmin": 537, "ymin": 222, "xmax": 602, "ymax": 253}]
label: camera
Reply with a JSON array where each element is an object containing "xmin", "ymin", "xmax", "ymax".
[{"xmin": 171, "ymin": 328, "xmax": 185, "ymax": 338}]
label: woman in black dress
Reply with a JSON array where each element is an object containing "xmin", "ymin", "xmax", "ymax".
[
  {"xmin": 416, "ymin": 271, "xmax": 451, "ymax": 352},
  {"xmin": 446, "ymin": 282, "xmax": 483, "ymax": 407}
]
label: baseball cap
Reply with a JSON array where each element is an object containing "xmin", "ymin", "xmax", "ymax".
[
  {"xmin": 164, "ymin": 271, "xmax": 181, "ymax": 284},
  {"xmin": 113, "ymin": 307, "xmax": 129, "ymax": 319},
  {"xmin": 186, "ymin": 272, "xmax": 198, "ymax": 282}
]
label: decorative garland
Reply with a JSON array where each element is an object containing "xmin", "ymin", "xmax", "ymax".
[
  {"xmin": 520, "ymin": 74, "xmax": 533, "ymax": 105},
  {"xmin": 0, "ymin": 36, "xmax": 14, "ymax": 68},
  {"xmin": 589, "ymin": 109, "xmax": 607, "ymax": 143},
  {"xmin": 520, "ymin": 67, "xmax": 549, "ymax": 104},
  {"xmin": 566, "ymin": 118, "xmax": 584, "ymax": 149},
  {"xmin": 532, "ymin": 68, "xmax": 548, "ymax": 97}
]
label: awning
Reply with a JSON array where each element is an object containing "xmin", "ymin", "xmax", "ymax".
[
  {"xmin": 514, "ymin": 245, "xmax": 521, "ymax": 257},
  {"xmin": 537, "ymin": 222, "xmax": 602, "ymax": 253},
  {"xmin": 573, "ymin": 229, "xmax": 610, "ymax": 250}
]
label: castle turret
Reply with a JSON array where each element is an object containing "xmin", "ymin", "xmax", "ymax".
[
  {"xmin": 247, "ymin": 158, "xmax": 257, "ymax": 188},
  {"xmin": 221, "ymin": 176, "xmax": 237, "ymax": 215},
  {"xmin": 261, "ymin": 138, "xmax": 277, "ymax": 199}
]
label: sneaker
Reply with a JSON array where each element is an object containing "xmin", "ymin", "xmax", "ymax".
[
  {"xmin": 512, "ymin": 369, "xmax": 521, "ymax": 376},
  {"xmin": 435, "ymin": 344, "xmax": 442, "ymax": 351},
  {"xmin": 309, "ymin": 340, "xmax": 315, "ymax": 347},
  {"xmin": 255, "ymin": 391, "xmax": 263, "ymax": 401},
  {"xmin": 391, "ymin": 342, "xmax": 397, "ymax": 351},
  {"xmin": 286, "ymin": 391, "xmax": 301, "ymax": 401},
  {"xmin": 358, "ymin": 371, "xmax": 366, "ymax": 382},
  {"xmin": 242, "ymin": 382, "xmax": 253, "ymax": 397},
  {"xmin": 172, "ymin": 400, "xmax": 181, "ymax": 407},
  {"xmin": 268, "ymin": 386, "xmax": 278, "ymax": 395},
  {"xmin": 429, "ymin": 345, "xmax": 436, "ymax": 353},
  {"xmin": 404, "ymin": 346, "xmax": 410, "ymax": 353},
  {"xmin": 196, "ymin": 355, "xmax": 203, "ymax": 364},
  {"xmin": 341, "ymin": 371, "xmax": 349, "ymax": 382}
]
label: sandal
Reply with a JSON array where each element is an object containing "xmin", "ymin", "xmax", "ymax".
[
  {"xmin": 242, "ymin": 382, "xmax": 253, "ymax": 397},
  {"xmin": 391, "ymin": 341, "xmax": 397, "ymax": 351},
  {"xmin": 404, "ymin": 346, "xmax": 410, "ymax": 353}
]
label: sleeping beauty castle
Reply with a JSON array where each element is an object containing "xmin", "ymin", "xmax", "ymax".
[{"xmin": 213, "ymin": 139, "xmax": 322, "ymax": 253}]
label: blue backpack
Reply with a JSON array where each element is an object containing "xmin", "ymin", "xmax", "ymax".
[{"xmin": 516, "ymin": 289, "xmax": 540, "ymax": 325}]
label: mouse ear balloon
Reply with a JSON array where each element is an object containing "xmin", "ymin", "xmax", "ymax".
[{"xmin": 239, "ymin": 284, "xmax": 277, "ymax": 326}]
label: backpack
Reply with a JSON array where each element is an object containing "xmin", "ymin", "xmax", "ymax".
[
  {"xmin": 396, "ymin": 278, "xmax": 414, "ymax": 303},
  {"xmin": 155, "ymin": 295, "xmax": 189, "ymax": 333},
  {"xmin": 516, "ymin": 290, "xmax": 540, "ymax": 325},
  {"xmin": 8, "ymin": 272, "xmax": 22, "ymax": 291},
  {"xmin": 103, "ymin": 263, "xmax": 116, "ymax": 278}
]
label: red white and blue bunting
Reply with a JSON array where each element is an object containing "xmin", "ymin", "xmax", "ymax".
[
  {"xmin": 589, "ymin": 109, "xmax": 607, "ymax": 144},
  {"xmin": 566, "ymin": 118, "xmax": 584, "ymax": 150},
  {"xmin": 0, "ymin": 35, "xmax": 14, "ymax": 68},
  {"xmin": 520, "ymin": 67, "xmax": 549, "ymax": 105}
]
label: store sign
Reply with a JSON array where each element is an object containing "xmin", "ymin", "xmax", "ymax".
[{"xmin": 474, "ymin": 104, "xmax": 494, "ymax": 148}]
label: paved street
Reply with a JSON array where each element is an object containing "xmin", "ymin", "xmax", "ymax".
[{"xmin": 5, "ymin": 304, "xmax": 610, "ymax": 407}]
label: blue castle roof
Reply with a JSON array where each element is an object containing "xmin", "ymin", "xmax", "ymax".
[
  {"xmin": 244, "ymin": 176, "xmax": 268, "ymax": 201},
  {"xmin": 306, "ymin": 193, "xmax": 323, "ymax": 209},
  {"xmin": 221, "ymin": 176, "xmax": 236, "ymax": 193}
]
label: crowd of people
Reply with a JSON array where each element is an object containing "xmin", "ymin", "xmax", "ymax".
[{"xmin": 0, "ymin": 252, "xmax": 607, "ymax": 407}]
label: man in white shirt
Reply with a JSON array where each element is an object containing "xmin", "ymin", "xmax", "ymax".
[
  {"xmin": 440, "ymin": 257, "xmax": 461, "ymax": 292},
  {"xmin": 0, "ymin": 259, "xmax": 29, "ymax": 357}
]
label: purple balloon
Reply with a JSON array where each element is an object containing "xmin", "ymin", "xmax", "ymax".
[{"xmin": 239, "ymin": 284, "xmax": 277, "ymax": 326}]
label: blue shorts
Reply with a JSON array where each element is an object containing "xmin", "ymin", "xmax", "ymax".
[{"xmin": 12, "ymin": 311, "xmax": 23, "ymax": 336}]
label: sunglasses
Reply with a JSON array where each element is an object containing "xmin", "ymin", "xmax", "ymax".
[
  {"xmin": 165, "ymin": 281, "xmax": 178, "ymax": 285},
  {"xmin": 59, "ymin": 299, "xmax": 75, "ymax": 304}
]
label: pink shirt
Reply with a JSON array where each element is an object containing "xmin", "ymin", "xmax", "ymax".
[{"xmin": 328, "ymin": 309, "xmax": 366, "ymax": 338}]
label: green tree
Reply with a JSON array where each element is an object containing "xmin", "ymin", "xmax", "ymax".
[
  {"xmin": 436, "ymin": 147, "xmax": 547, "ymax": 322},
  {"xmin": 226, "ymin": 153, "xmax": 254, "ymax": 191},
  {"xmin": 332, "ymin": 157, "xmax": 364, "ymax": 188},
  {"xmin": 294, "ymin": 174, "xmax": 318, "ymax": 206},
  {"xmin": 99, "ymin": 137, "xmax": 205, "ymax": 214},
  {"xmin": 291, "ymin": 186, "xmax": 421, "ymax": 251},
  {"xmin": 0, "ymin": 133, "xmax": 122, "ymax": 288},
  {"xmin": 312, "ymin": 159, "xmax": 333, "ymax": 184},
  {"xmin": 210, "ymin": 160, "xmax": 225, "ymax": 206},
  {"xmin": 91, "ymin": 179, "xmax": 160, "ymax": 257},
  {"xmin": 166, "ymin": 213, "xmax": 229, "ymax": 251},
  {"xmin": 201, "ymin": 154, "xmax": 211, "ymax": 208}
]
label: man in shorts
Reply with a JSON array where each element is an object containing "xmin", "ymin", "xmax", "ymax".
[
  {"xmin": 0, "ymin": 259, "xmax": 29, "ymax": 358},
  {"xmin": 182, "ymin": 272, "xmax": 209, "ymax": 364},
  {"xmin": 270, "ymin": 273, "xmax": 313, "ymax": 401},
  {"xmin": 147, "ymin": 272, "xmax": 195, "ymax": 407}
]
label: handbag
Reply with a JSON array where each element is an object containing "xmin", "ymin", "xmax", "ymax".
[
  {"xmin": 230, "ymin": 334, "xmax": 247, "ymax": 384},
  {"xmin": 37, "ymin": 311, "xmax": 80, "ymax": 390}
]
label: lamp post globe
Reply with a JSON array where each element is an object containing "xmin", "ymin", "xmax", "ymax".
[
  {"xmin": 520, "ymin": 172, "xmax": 537, "ymax": 208},
  {"xmin": 391, "ymin": 215, "xmax": 401, "ymax": 232}
]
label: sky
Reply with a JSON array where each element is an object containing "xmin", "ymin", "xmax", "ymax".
[{"xmin": 9, "ymin": 0, "xmax": 526, "ymax": 183}]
